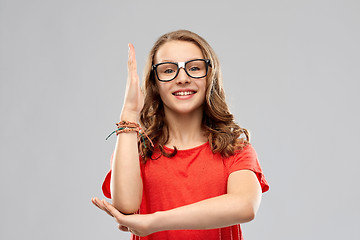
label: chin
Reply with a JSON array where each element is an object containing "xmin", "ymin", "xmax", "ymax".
[{"xmin": 167, "ymin": 105, "xmax": 204, "ymax": 116}]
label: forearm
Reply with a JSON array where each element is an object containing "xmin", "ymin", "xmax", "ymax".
[
  {"xmin": 111, "ymin": 114, "xmax": 143, "ymax": 214},
  {"xmin": 151, "ymin": 193, "xmax": 260, "ymax": 232}
]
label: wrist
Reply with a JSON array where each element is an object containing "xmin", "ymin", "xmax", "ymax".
[
  {"xmin": 149, "ymin": 211, "xmax": 165, "ymax": 233},
  {"xmin": 120, "ymin": 111, "xmax": 139, "ymax": 122}
]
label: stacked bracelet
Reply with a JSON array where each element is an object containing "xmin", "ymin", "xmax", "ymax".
[{"xmin": 106, "ymin": 121, "xmax": 154, "ymax": 154}]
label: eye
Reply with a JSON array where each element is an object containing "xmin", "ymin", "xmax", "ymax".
[
  {"xmin": 189, "ymin": 66, "xmax": 200, "ymax": 72},
  {"xmin": 164, "ymin": 68, "xmax": 175, "ymax": 74},
  {"xmin": 157, "ymin": 63, "xmax": 178, "ymax": 75}
]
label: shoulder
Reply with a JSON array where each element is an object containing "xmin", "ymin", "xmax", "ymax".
[
  {"xmin": 225, "ymin": 143, "xmax": 259, "ymax": 172},
  {"xmin": 233, "ymin": 143, "xmax": 257, "ymax": 158}
]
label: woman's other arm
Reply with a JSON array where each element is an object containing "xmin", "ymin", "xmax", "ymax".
[{"xmin": 152, "ymin": 169, "xmax": 262, "ymax": 230}]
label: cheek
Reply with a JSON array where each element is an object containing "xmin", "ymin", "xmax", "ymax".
[
  {"xmin": 202, "ymin": 80, "xmax": 209, "ymax": 101},
  {"xmin": 200, "ymin": 79, "xmax": 208, "ymax": 94},
  {"xmin": 157, "ymin": 82, "xmax": 172, "ymax": 94},
  {"xmin": 157, "ymin": 85, "xmax": 171, "ymax": 103},
  {"xmin": 157, "ymin": 85, "xmax": 166, "ymax": 96}
]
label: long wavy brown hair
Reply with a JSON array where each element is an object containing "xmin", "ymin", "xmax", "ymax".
[{"xmin": 139, "ymin": 30, "xmax": 249, "ymax": 162}]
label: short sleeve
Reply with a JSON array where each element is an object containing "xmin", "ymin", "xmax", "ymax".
[
  {"xmin": 227, "ymin": 144, "xmax": 269, "ymax": 193},
  {"xmin": 101, "ymin": 153, "xmax": 114, "ymax": 199}
]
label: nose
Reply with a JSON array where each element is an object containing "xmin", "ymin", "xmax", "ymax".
[{"xmin": 175, "ymin": 67, "xmax": 190, "ymax": 84}]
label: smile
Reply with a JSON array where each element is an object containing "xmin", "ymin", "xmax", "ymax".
[{"xmin": 172, "ymin": 91, "xmax": 196, "ymax": 96}]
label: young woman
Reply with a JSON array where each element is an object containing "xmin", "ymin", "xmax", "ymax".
[{"xmin": 92, "ymin": 30, "xmax": 269, "ymax": 240}]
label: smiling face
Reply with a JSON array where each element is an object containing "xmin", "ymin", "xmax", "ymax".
[{"xmin": 154, "ymin": 40, "xmax": 207, "ymax": 117}]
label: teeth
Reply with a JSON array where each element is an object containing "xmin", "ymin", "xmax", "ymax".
[{"xmin": 174, "ymin": 91, "xmax": 195, "ymax": 96}]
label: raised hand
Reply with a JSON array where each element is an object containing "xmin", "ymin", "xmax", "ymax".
[{"xmin": 120, "ymin": 43, "xmax": 145, "ymax": 122}]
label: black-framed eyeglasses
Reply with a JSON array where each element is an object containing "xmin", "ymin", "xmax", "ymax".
[{"xmin": 152, "ymin": 59, "xmax": 212, "ymax": 82}]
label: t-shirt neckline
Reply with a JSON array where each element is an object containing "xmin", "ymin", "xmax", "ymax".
[{"xmin": 163, "ymin": 141, "xmax": 209, "ymax": 152}]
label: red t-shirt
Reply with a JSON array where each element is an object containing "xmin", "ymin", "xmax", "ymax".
[{"xmin": 102, "ymin": 142, "xmax": 269, "ymax": 240}]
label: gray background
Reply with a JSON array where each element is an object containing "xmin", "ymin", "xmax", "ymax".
[{"xmin": 1, "ymin": 0, "xmax": 359, "ymax": 239}]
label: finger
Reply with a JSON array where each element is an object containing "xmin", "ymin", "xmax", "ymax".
[
  {"xmin": 118, "ymin": 224, "xmax": 130, "ymax": 232},
  {"xmin": 127, "ymin": 43, "xmax": 138, "ymax": 78},
  {"xmin": 102, "ymin": 199, "xmax": 124, "ymax": 220},
  {"xmin": 96, "ymin": 198, "xmax": 114, "ymax": 217},
  {"xmin": 92, "ymin": 197, "xmax": 114, "ymax": 217},
  {"xmin": 92, "ymin": 197, "xmax": 105, "ymax": 209},
  {"xmin": 91, "ymin": 197, "xmax": 101, "ymax": 209},
  {"xmin": 128, "ymin": 43, "xmax": 136, "ymax": 65},
  {"xmin": 92, "ymin": 197, "xmax": 105, "ymax": 210}
]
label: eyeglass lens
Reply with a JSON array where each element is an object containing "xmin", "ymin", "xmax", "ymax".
[{"xmin": 156, "ymin": 60, "xmax": 207, "ymax": 81}]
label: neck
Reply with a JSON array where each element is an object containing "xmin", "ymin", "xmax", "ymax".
[{"xmin": 163, "ymin": 107, "xmax": 207, "ymax": 149}]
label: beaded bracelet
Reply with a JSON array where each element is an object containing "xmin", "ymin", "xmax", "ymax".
[{"xmin": 106, "ymin": 121, "xmax": 154, "ymax": 152}]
